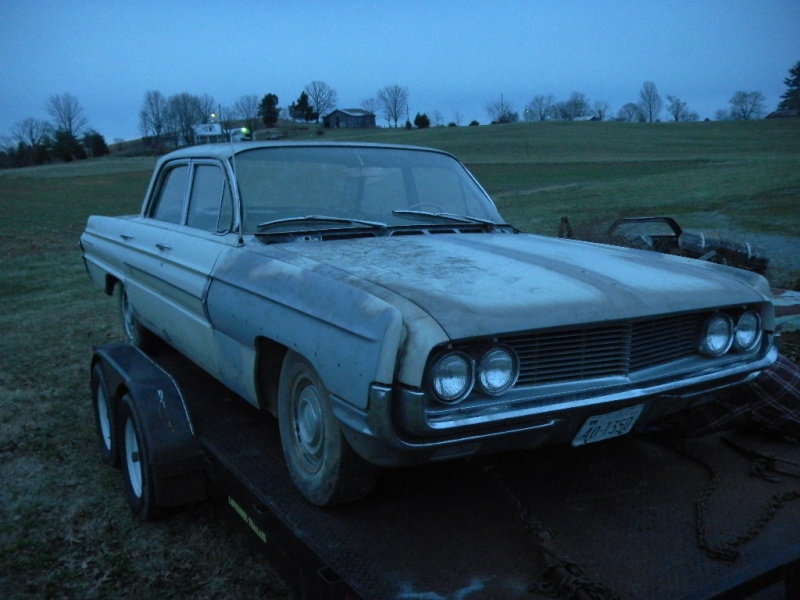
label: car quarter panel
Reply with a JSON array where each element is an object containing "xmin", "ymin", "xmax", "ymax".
[{"xmin": 205, "ymin": 244, "xmax": 411, "ymax": 410}]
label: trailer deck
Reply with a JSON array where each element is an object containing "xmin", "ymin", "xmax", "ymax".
[{"xmin": 99, "ymin": 345, "xmax": 800, "ymax": 599}]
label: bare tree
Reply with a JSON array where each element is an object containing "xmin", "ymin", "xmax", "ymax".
[
  {"xmin": 377, "ymin": 85, "xmax": 409, "ymax": 127},
  {"xmin": 197, "ymin": 94, "xmax": 217, "ymax": 124},
  {"xmin": 592, "ymin": 101, "xmax": 610, "ymax": 121},
  {"xmin": 361, "ymin": 97, "xmax": 380, "ymax": 117},
  {"xmin": 0, "ymin": 135, "xmax": 15, "ymax": 155},
  {"xmin": 305, "ymin": 81, "xmax": 337, "ymax": 122},
  {"xmin": 617, "ymin": 103, "xmax": 643, "ymax": 122},
  {"xmin": 11, "ymin": 117, "xmax": 51, "ymax": 147},
  {"xmin": 139, "ymin": 90, "xmax": 168, "ymax": 144},
  {"xmin": 46, "ymin": 92, "xmax": 88, "ymax": 137},
  {"xmin": 638, "ymin": 81, "xmax": 663, "ymax": 122},
  {"xmin": 555, "ymin": 92, "xmax": 591, "ymax": 120},
  {"xmin": 486, "ymin": 94, "xmax": 518, "ymax": 123},
  {"xmin": 527, "ymin": 95, "xmax": 554, "ymax": 121},
  {"xmin": 666, "ymin": 96, "xmax": 688, "ymax": 122},
  {"xmin": 431, "ymin": 110, "xmax": 444, "ymax": 127},
  {"xmin": 233, "ymin": 94, "xmax": 261, "ymax": 134},
  {"xmin": 664, "ymin": 96, "xmax": 699, "ymax": 122},
  {"xmin": 729, "ymin": 91, "xmax": 766, "ymax": 120},
  {"xmin": 452, "ymin": 110, "xmax": 464, "ymax": 126},
  {"xmin": 714, "ymin": 108, "xmax": 731, "ymax": 121},
  {"xmin": 167, "ymin": 92, "xmax": 203, "ymax": 146}
]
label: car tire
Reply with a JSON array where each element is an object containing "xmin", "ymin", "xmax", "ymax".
[
  {"xmin": 278, "ymin": 351, "xmax": 378, "ymax": 506},
  {"xmin": 119, "ymin": 395, "xmax": 160, "ymax": 520},
  {"xmin": 91, "ymin": 362, "xmax": 119, "ymax": 468},
  {"xmin": 116, "ymin": 283, "xmax": 161, "ymax": 354}
]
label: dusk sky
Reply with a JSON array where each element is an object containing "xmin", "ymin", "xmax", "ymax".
[{"xmin": 2, "ymin": 0, "xmax": 798, "ymax": 142}]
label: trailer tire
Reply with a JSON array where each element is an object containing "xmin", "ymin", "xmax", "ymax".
[
  {"xmin": 117, "ymin": 283, "xmax": 161, "ymax": 354},
  {"xmin": 119, "ymin": 395, "xmax": 160, "ymax": 520},
  {"xmin": 91, "ymin": 362, "xmax": 119, "ymax": 468},
  {"xmin": 278, "ymin": 351, "xmax": 377, "ymax": 506}
]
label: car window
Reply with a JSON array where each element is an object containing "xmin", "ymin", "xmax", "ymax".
[
  {"xmin": 234, "ymin": 146, "xmax": 503, "ymax": 232},
  {"xmin": 151, "ymin": 165, "xmax": 189, "ymax": 223},
  {"xmin": 412, "ymin": 166, "xmax": 469, "ymax": 213},
  {"xmin": 186, "ymin": 164, "xmax": 233, "ymax": 233}
]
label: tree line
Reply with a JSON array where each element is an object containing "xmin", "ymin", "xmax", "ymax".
[
  {"xmin": 3, "ymin": 62, "xmax": 798, "ymax": 168},
  {"xmin": 489, "ymin": 78, "xmax": 791, "ymax": 125},
  {"xmin": 1, "ymin": 92, "xmax": 109, "ymax": 167}
]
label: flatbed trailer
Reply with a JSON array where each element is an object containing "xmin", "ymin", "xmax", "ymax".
[{"xmin": 91, "ymin": 342, "xmax": 800, "ymax": 599}]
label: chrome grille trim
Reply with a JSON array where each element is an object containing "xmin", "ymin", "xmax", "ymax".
[{"xmin": 499, "ymin": 314, "xmax": 704, "ymax": 387}]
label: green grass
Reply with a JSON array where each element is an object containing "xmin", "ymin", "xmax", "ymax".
[
  {"xmin": 0, "ymin": 165, "xmax": 291, "ymax": 598},
  {"xmin": 320, "ymin": 120, "xmax": 800, "ymax": 237},
  {"xmin": 0, "ymin": 120, "xmax": 798, "ymax": 598}
]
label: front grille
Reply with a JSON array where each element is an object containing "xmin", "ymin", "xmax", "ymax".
[{"xmin": 500, "ymin": 313, "xmax": 703, "ymax": 387}]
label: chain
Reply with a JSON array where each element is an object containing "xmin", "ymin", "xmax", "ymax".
[
  {"xmin": 474, "ymin": 459, "xmax": 620, "ymax": 600},
  {"xmin": 666, "ymin": 440, "xmax": 800, "ymax": 561}
]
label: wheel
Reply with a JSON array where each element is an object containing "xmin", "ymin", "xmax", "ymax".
[
  {"xmin": 118, "ymin": 395, "xmax": 160, "ymax": 520},
  {"xmin": 116, "ymin": 283, "xmax": 161, "ymax": 354},
  {"xmin": 91, "ymin": 362, "xmax": 119, "ymax": 467},
  {"xmin": 278, "ymin": 352, "xmax": 378, "ymax": 506}
]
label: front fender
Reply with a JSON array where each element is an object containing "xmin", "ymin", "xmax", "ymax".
[{"xmin": 207, "ymin": 247, "xmax": 406, "ymax": 410}]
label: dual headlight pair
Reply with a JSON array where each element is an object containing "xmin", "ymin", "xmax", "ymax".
[
  {"xmin": 698, "ymin": 310, "xmax": 762, "ymax": 357},
  {"xmin": 429, "ymin": 346, "xmax": 519, "ymax": 405}
]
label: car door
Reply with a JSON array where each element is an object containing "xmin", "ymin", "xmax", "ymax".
[{"xmin": 128, "ymin": 159, "xmax": 237, "ymax": 375}]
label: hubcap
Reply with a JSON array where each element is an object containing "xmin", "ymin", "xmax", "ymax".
[{"xmin": 295, "ymin": 382, "xmax": 325, "ymax": 471}]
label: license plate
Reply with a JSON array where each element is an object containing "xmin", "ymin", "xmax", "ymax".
[{"xmin": 572, "ymin": 404, "xmax": 644, "ymax": 447}]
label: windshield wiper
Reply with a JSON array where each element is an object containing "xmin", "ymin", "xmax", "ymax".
[
  {"xmin": 392, "ymin": 210, "xmax": 496, "ymax": 226},
  {"xmin": 257, "ymin": 215, "xmax": 388, "ymax": 230}
]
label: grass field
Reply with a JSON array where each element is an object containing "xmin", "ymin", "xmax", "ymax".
[{"xmin": 1, "ymin": 120, "xmax": 798, "ymax": 598}]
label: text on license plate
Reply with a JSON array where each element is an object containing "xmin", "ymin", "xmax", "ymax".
[{"xmin": 572, "ymin": 404, "xmax": 644, "ymax": 447}]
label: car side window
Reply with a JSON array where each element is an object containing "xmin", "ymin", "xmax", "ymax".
[
  {"xmin": 186, "ymin": 164, "xmax": 233, "ymax": 233},
  {"xmin": 151, "ymin": 165, "xmax": 189, "ymax": 223}
]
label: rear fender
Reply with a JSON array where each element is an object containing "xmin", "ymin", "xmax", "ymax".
[{"xmin": 92, "ymin": 342, "xmax": 206, "ymax": 507}]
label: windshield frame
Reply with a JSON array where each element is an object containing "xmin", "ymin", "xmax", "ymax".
[{"xmin": 230, "ymin": 144, "xmax": 505, "ymax": 236}]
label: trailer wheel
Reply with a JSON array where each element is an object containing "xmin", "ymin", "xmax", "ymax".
[
  {"xmin": 116, "ymin": 283, "xmax": 161, "ymax": 354},
  {"xmin": 91, "ymin": 362, "xmax": 118, "ymax": 467},
  {"xmin": 119, "ymin": 395, "xmax": 160, "ymax": 520},
  {"xmin": 278, "ymin": 352, "xmax": 377, "ymax": 506}
]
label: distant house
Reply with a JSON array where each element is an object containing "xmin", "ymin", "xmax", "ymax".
[
  {"xmin": 322, "ymin": 109, "xmax": 376, "ymax": 129},
  {"xmin": 194, "ymin": 123, "xmax": 224, "ymax": 144}
]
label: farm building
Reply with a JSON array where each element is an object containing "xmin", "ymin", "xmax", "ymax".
[
  {"xmin": 193, "ymin": 123, "xmax": 225, "ymax": 144},
  {"xmin": 322, "ymin": 109, "xmax": 376, "ymax": 128}
]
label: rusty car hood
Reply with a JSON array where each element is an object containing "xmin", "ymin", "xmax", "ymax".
[{"xmin": 265, "ymin": 233, "xmax": 771, "ymax": 339}]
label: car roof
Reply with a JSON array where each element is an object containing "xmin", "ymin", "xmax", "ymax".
[{"xmin": 156, "ymin": 141, "xmax": 451, "ymax": 165}]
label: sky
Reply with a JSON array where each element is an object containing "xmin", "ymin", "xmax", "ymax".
[{"xmin": 1, "ymin": 0, "xmax": 798, "ymax": 142}]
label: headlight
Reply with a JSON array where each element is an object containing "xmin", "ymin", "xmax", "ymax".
[
  {"xmin": 477, "ymin": 346, "xmax": 519, "ymax": 395},
  {"xmin": 698, "ymin": 314, "xmax": 734, "ymax": 357},
  {"xmin": 734, "ymin": 310, "xmax": 762, "ymax": 352},
  {"xmin": 430, "ymin": 352, "xmax": 474, "ymax": 404}
]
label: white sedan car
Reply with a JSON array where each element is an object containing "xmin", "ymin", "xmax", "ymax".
[{"xmin": 80, "ymin": 142, "xmax": 777, "ymax": 505}]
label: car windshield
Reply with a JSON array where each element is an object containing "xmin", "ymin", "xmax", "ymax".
[{"xmin": 232, "ymin": 145, "xmax": 504, "ymax": 234}]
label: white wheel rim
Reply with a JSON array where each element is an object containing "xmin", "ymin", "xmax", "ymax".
[
  {"xmin": 97, "ymin": 386, "xmax": 112, "ymax": 451},
  {"xmin": 124, "ymin": 418, "xmax": 143, "ymax": 497}
]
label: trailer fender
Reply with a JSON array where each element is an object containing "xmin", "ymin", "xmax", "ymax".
[{"xmin": 92, "ymin": 342, "xmax": 207, "ymax": 508}]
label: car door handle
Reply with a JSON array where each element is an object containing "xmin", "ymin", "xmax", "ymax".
[
  {"xmin": 156, "ymin": 243, "xmax": 172, "ymax": 251},
  {"xmin": 120, "ymin": 234, "xmax": 133, "ymax": 241}
]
